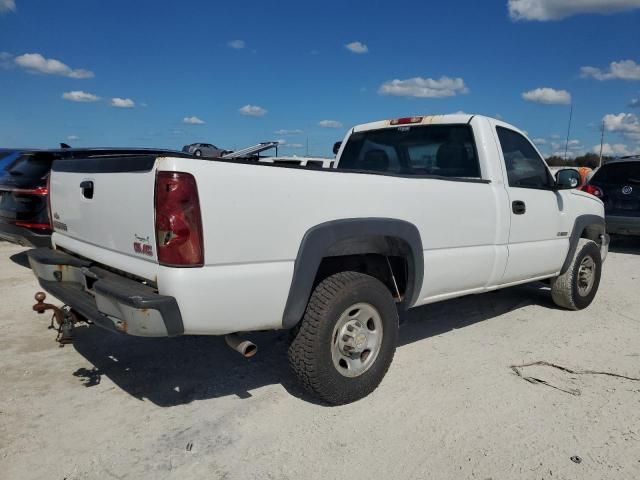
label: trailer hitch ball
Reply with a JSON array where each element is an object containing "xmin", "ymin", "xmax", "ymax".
[{"xmin": 34, "ymin": 292, "xmax": 47, "ymax": 314}]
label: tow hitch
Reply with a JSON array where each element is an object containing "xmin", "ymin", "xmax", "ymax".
[{"xmin": 32, "ymin": 292, "xmax": 83, "ymax": 346}]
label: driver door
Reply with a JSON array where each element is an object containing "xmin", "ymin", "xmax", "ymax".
[{"xmin": 494, "ymin": 127, "xmax": 569, "ymax": 284}]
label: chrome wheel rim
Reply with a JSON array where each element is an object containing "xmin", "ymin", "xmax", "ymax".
[
  {"xmin": 577, "ymin": 255, "xmax": 596, "ymax": 296},
  {"xmin": 331, "ymin": 302, "xmax": 383, "ymax": 378}
]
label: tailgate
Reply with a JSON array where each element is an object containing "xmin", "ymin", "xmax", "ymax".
[{"xmin": 50, "ymin": 155, "xmax": 159, "ymax": 264}]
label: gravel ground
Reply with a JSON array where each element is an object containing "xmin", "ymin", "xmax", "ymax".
[{"xmin": 1, "ymin": 239, "xmax": 639, "ymax": 480}]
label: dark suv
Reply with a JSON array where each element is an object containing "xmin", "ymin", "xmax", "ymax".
[
  {"xmin": 584, "ymin": 158, "xmax": 640, "ymax": 236},
  {"xmin": 0, "ymin": 148, "xmax": 189, "ymax": 247}
]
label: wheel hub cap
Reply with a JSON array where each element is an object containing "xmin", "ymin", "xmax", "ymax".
[
  {"xmin": 331, "ymin": 303, "xmax": 383, "ymax": 378},
  {"xmin": 577, "ymin": 255, "xmax": 595, "ymax": 296}
]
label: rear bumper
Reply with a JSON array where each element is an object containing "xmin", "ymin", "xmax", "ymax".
[
  {"xmin": 0, "ymin": 221, "xmax": 51, "ymax": 247},
  {"xmin": 606, "ymin": 215, "xmax": 640, "ymax": 236},
  {"xmin": 27, "ymin": 247, "xmax": 184, "ymax": 337}
]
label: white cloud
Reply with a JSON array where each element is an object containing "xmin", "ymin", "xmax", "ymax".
[
  {"xmin": 239, "ymin": 104, "xmax": 267, "ymax": 117},
  {"xmin": 111, "ymin": 97, "xmax": 135, "ymax": 108},
  {"xmin": 318, "ymin": 120, "xmax": 343, "ymax": 128},
  {"xmin": 522, "ymin": 87, "xmax": 571, "ymax": 105},
  {"xmin": 580, "ymin": 60, "xmax": 640, "ymax": 81},
  {"xmin": 0, "ymin": 0, "xmax": 15, "ymax": 13},
  {"xmin": 345, "ymin": 41, "xmax": 368, "ymax": 54},
  {"xmin": 593, "ymin": 143, "xmax": 640, "ymax": 156},
  {"xmin": 533, "ymin": 137, "xmax": 547, "ymax": 144},
  {"xmin": 62, "ymin": 91, "xmax": 100, "ymax": 103},
  {"xmin": 228, "ymin": 40, "xmax": 245, "ymax": 49},
  {"xmin": 378, "ymin": 76, "xmax": 468, "ymax": 98},
  {"xmin": 283, "ymin": 143, "xmax": 304, "ymax": 149},
  {"xmin": 629, "ymin": 98, "xmax": 640, "ymax": 108},
  {"xmin": 275, "ymin": 129, "xmax": 303, "ymax": 135},
  {"xmin": 602, "ymin": 112, "xmax": 640, "ymax": 141},
  {"xmin": 508, "ymin": 0, "xmax": 640, "ymax": 21},
  {"xmin": 183, "ymin": 116, "xmax": 205, "ymax": 125},
  {"xmin": 15, "ymin": 53, "xmax": 94, "ymax": 79},
  {"xmin": 67, "ymin": 135, "xmax": 79, "ymax": 141}
]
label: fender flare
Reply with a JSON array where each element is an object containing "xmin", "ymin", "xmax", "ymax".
[
  {"xmin": 281, "ymin": 218, "xmax": 424, "ymax": 329},
  {"xmin": 560, "ymin": 214, "xmax": 605, "ymax": 275}
]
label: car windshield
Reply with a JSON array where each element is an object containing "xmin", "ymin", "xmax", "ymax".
[
  {"xmin": 592, "ymin": 162, "xmax": 640, "ymax": 184},
  {"xmin": 338, "ymin": 124, "xmax": 481, "ymax": 178}
]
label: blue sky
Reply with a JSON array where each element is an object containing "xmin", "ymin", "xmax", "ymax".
[{"xmin": 1, "ymin": 0, "xmax": 640, "ymax": 157}]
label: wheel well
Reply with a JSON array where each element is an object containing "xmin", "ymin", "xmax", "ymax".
[
  {"xmin": 314, "ymin": 254, "xmax": 408, "ymax": 301},
  {"xmin": 580, "ymin": 224, "xmax": 603, "ymax": 245},
  {"xmin": 313, "ymin": 235, "xmax": 414, "ymax": 302},
  {"xmin": 282, "ymin": 220, "xmax": 424, "ymax": 329}
]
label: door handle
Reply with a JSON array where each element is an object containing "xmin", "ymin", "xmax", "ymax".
[
  {"xmin": 512, "ymin": 200, "xmax": 526, "ymax": 215},
  {"xmin": 80, "ymin": 180, "xmax": 94, "ymax": 199}
]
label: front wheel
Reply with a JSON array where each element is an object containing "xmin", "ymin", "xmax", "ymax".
[
  {"xmin": 194, "ymin": 149, "xmax": 202, "ymax": 157},
  {"xmin": 551, "ymin": 238, "xmax": 602, "ymax": 310},
  {"xmin": 288, "ymin": 271, "xmax": 398, "ymax": 405}
]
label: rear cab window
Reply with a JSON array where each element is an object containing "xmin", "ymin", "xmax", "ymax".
[{"xmin": 338, "ymin": 124, "xmax": 482, "ymax": 179}]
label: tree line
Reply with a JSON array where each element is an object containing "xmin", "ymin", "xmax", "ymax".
[{"xmin": 545, "ymin": 153, "xmax": 614, "ymax": 169}]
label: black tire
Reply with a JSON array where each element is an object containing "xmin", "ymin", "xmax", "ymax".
[
  {"xmin": 288, "ymin": 271, "xmax": 398, "ymax": 405},
  {"xmin": 194, "ymin": 149, "xmax": 202, "ymax": 157},
  {"xmin": 551, "ymin": 239, "xmax": 602, "ymax": 310}
]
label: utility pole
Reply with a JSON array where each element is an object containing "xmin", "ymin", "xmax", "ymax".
[
  {"xmin": 598, "ymin": 119, "xmax": 605, "ymax": 167},
  {"xmin": 563, "ymin": 104, "xmax": 573, "ymax": 162}
]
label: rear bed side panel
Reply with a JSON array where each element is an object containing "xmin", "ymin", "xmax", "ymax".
[
  {"xmin": 154, "ymin": 154, "xmax": 503, "ymax": 332},
  {"xmin": 157, "ymin": 261, "xmax": 294, "ymax": 335}
]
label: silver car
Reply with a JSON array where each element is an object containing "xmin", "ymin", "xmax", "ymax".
[{"xmin": 182, "ymin": 143, "xmax": 227, "ymax": 158}]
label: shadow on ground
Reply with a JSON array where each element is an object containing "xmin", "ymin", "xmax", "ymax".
[{"xmin": 70, "ymin": 282, "xmax": 554, "ymax": 407}]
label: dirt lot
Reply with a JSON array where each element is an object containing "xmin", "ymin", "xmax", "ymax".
[{"xmin": 1, "ymin": 239, "xmax": 639, "ymax": 480}]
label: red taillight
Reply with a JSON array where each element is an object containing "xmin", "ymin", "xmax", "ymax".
[
  {"xmin": 580, "ymin": 184, "xmax": 603, "ymax": 198},
  {"xmin": 11, "ymin": 186, "xmax": 48, "ymax": 197},
  {"xmin": 390, "ymin": 116, "xmax": 423, "ymax": 125},
  {"xmin": 15, "ymin": 221, "xmax": 51, "ymax": 231},
  {"xmin": 154, "ymin": 171, "xmax": 204, "ymax": 267}
]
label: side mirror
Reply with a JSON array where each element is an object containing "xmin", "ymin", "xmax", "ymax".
[
  {"xmin": 555, "ymin": 168, "xmax": 581, "ymax": 190},
  {"xmin": 332, "ymin": 141, "xmax": 342, "ymax": 156}
]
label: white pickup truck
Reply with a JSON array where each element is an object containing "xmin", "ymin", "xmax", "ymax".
[{"xmin": 27, "ymin": 114, "xmax": 609, "ymax": 404}]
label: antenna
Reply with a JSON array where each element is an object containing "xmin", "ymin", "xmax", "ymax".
[
  {"xmin": 598, "ymin": 119, "xmax": 605, "ymax": 167},
  {"xmin": 306, "ymin": 137, "xmax": 309, "ymax": 156},
  {"xmin": 563, "ymin": 103, "xmax": 573, "ymax": 162}
]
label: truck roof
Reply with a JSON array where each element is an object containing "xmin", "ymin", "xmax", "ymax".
[{"xmin": 351, "ymin": 114, "xmax": 510, "ymax": 133}]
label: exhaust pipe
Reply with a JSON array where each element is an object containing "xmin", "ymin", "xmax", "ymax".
[{"xmin": 225, "ymin": 333, "xmax": 257, "ymax": 358}]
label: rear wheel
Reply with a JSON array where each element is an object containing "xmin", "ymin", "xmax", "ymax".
[
  {"xmin": 288, "ymin": 271, "xmax": 398, "ymax": 405},
  {"xmin": 551, "ymin": 238, "xmax": 601, "ymax": 310}
]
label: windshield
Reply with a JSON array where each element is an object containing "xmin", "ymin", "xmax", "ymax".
[
  {"xmin": 338, "ymin": 124, "xmax": 481, "ymax": 178},
  {"xmin": 592, "ymin": 162, "xmax": 640, "ymax": 185}
]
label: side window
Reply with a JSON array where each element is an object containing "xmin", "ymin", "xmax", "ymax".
[{"xmin": 497, "ymin": 127, "xmax": 552, "ymax": 189}]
